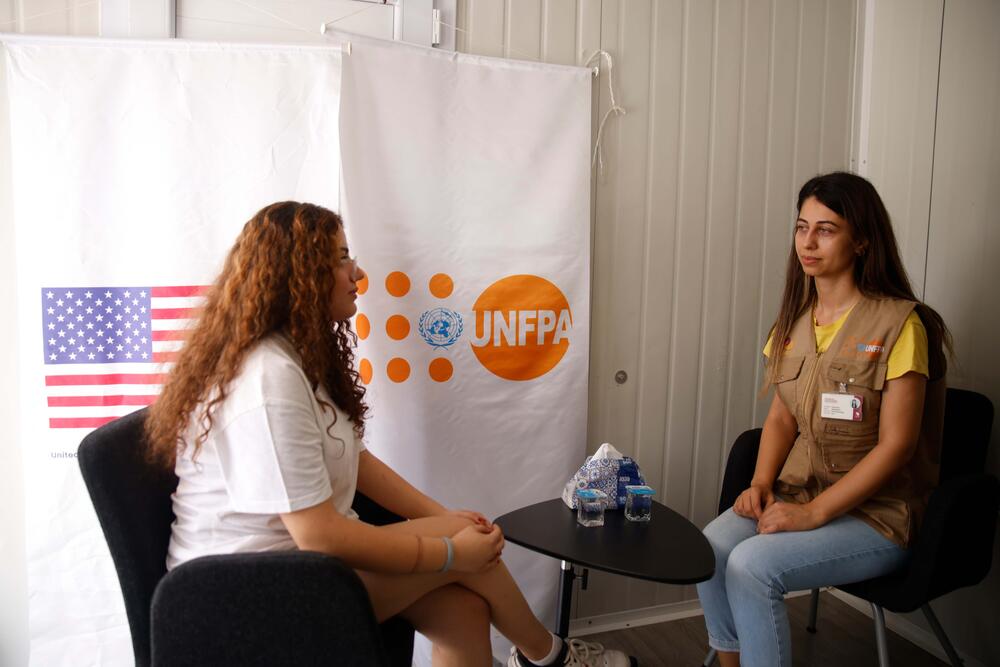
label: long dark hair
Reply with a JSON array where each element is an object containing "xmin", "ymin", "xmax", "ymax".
[
  {"xmin": 766, "ymin": 172, "xmax": 950, "ymax": 386},
  {"xmin": 146, "ymin": 201, "xmax": 368, "ymax": 467}
]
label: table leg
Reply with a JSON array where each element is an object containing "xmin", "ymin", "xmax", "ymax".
[{"xmin": 556, "ymin": 560, "xmax": 575, "ymax": 638}]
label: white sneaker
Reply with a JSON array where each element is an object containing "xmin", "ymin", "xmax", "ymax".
[{"xmin": 508, "ymin": 638, "xmax": 637, "ymax": 667}]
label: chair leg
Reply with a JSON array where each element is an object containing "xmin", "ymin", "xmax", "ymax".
[
  {"xmin": 702, "ymin": 648, "xmax": 717, "ymax": 666},
  {"xmin": 921, "ymin": 603, "xmax": 964, "ymax": 667},
  {"xmin": 806, "ymin": 588, "xmax": 820, "ymax": 633},
  {"xmin": 870, "ymin": 602, "xmax": 891, "ymax": 667}
]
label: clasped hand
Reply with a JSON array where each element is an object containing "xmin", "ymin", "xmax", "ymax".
[
  {"xmin": 442, "ymin": 509, "xmax": 505, "ymax": 573},
  {"xmin": 733, "ymin": 484, "xmax": 823, "ymax": 533}
]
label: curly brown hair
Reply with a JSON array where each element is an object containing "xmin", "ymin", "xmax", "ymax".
[{"xmin": 145, "ymin": 201, "xmax": 368, "ymax": 468}]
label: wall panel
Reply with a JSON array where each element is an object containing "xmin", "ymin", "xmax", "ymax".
[
  {"xmin": 460, "ymin": 0, "xmax": 858, "ymax": 619},
  {"xmin": 865, "ymin": 0, "xmax": 943, "ymax": 296},
  {"xmin": 0, "ymin": 0, "xmax": 98, "ymax": 35},
  {"xmin": 920, "ymin": 1, "xmax": 1000, "ymax": 659}
]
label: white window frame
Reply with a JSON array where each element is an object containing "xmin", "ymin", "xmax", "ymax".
[{"xmin": 98, "ymin": 0, "xmax": 456, "ymax": 49}]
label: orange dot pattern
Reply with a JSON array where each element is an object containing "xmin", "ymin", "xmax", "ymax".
[
  {"xmin": 386, "ymin": 271, "xmax": 411, "ymax": 297},
  {"xmin": 359, "ymin": 358, "xmax": 373, "ymax": 385},
  {"xmin": 355, "ymin": 313, "xmax": 371, "ymax": 340},
  {"xmin": 357, "ymin": 271, "xmax": 461, "ymax": 383},
  {"xmin": 428, "ymin": 358, "xmax": 453, "ymax": 382},
  {"xmin": 429, "ymin": 273, "xmax": 454, "ymax": 299},
  {"xmin": 385, "ymin": 314, "xmax": 410, "ymax": 341},
  {"xmin": 387, "ymin": 357, "xmax": 410, "ymax": 383}
]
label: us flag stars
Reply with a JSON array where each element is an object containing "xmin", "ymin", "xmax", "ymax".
[{"xmin": 42, "ymin": 287, "xmax": 153, "ymax": 364}]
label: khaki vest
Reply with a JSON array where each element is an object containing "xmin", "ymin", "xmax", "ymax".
[{"xmin": 772, "ymin": 297, "xmax": 946, "ymax": 547}]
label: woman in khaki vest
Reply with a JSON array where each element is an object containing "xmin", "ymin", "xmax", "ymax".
[{"xmin": 696, "ymin": 172, "xmax": 949, "ymax": 667}]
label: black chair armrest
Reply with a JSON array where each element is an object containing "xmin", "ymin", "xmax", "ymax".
[
  {"xmin": 842, "ymin": 473, "xmax": 1000, "ymax": 612},
  {"xmin": 151, "ymin": 551, "xmax": 392, "ymax": 667}
]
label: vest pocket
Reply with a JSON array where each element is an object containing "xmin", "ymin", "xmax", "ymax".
[
  {"xmin": 826, "ymin": 358, "xmax": 887, "ymax": 390},
  {"xmin": 777, "ymin": 438, "xmax": 811, "ymax": 488},
  {"xmin": 774, "ymin": 355, "xmax": 805, "ymax": 383},
  {"xmin": 821, "ymin": 438, "xmax": 873, "ymax": 476}
]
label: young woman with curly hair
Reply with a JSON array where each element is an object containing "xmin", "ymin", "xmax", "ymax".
[
  {"xmin": 696, "ymin": 172, "xmax": 950, "ymax": 667},
  {"xmin": 146, "ymin": 201, "xmax": 633, "ymax": 667}
]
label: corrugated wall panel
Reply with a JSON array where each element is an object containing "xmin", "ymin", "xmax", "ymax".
[
  {"xmin": 921, "ymin": 5, "xmax": 1000, "ymax": 662},
  {"xmin": 865, "ymin": 0, "xmax": 943, "ymax": 297},
  {"xmin": 460, "ymin": 0, "xmax": 858, "ymax": 620},
  {"xmin": 506, "ymin": 0, "xmax": 542, "ymax": 60},
  {"xmin": 540, "ymin": 0, "xmax": 578, "ymax": 65},
  {"xmin": 460, "ymin": 0, "xmax": 505, "ymax": 57},
  {"xmin": 0, "ymin": 0, "xmax": 99, "ymax": 34}
]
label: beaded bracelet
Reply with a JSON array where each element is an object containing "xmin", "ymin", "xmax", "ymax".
[{"xmin": 439, "ymin": 536, "xmax": 454, "ymax": 573}]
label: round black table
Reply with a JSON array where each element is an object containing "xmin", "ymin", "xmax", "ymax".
[{"xmin": 495, "ymin": 498, "xmax": 715, "ymax": 637}]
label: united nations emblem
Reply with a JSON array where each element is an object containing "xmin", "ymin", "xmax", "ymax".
[{"xmin": 418, "ymin": 308, "xmax": 464, "ymax": 348}]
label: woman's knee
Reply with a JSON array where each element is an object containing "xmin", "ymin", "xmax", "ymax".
[
  {"xmin": 726, "ymin": 540, "xmax": 784, "ymax": 597},
  {"xmin": 408, "ymin": 584, "xmax": 491, "ymax": 635},
  {"xmin": 704, "ymin": 510, "xmax": 755, "ymax": 566}
]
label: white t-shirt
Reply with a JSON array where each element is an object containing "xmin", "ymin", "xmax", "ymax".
[{"xmin": 166, "ymin": 334, "xmax": 365, "ymax": 570}]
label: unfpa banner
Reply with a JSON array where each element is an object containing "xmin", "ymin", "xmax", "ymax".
[
  {"xmin": 4, "ymin": 36, "xmax": 341, "ymax": 665},
  {"xmin": 338, "ymin": 34, "xmax": 592, "ymax": 662}
]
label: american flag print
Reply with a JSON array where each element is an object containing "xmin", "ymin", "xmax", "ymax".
[{"xmin": 42, "ymin": 286, "xmax": 207, "ymax": 429}]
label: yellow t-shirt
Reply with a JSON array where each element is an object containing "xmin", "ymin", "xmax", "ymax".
[{"xmin": 765, "ymin": 308, "xmax": 928, "ymax": 380}]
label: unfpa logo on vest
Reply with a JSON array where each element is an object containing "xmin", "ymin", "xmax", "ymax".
[{"xmin": 470, "ymin": 275, "xmax": 572, "ymax": 382}]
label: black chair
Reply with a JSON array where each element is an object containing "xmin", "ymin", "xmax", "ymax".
[
  {"xmin": 78, "ymin": 408, "xmax": 414, "ymax": 667},
  {"xmin": 703, "ymin": 388, "xmax": 998, "ymax": 667}
]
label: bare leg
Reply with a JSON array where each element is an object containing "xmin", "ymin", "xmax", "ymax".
[
  {"xmin": 356, "ymin": 515, "xmax": 553, "ymax": 660},
  {"xmin": 400, "ymin": 584, "xmax": 492, "ymax": 667},
  {"xmin": 717, "ymin": 650, "xmax": 740, "ymax": 667}
]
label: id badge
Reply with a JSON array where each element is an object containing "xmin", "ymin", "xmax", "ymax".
[{"xmin": 821, "ymin": 393, "xmax": 863, "ymax": 421}]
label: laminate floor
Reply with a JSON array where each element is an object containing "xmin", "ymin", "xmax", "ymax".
[{"xmin": 577, "ymin": 592, "xmax": 948, "ymax": 667}]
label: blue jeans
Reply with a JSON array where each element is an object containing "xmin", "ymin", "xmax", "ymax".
[{"xmin": 696, "ymin": 508, "xmax": 907, "ymax": 667}]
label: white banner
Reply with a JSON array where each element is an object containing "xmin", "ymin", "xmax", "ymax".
[
  {"xmin": 4, "ymin": 36, "xmax": 341, "ymax": 665},
  {"xmin": 338, "ymin": 34, "xmax": 593, "ymax": 663}
]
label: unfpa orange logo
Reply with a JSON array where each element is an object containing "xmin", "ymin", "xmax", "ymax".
[
  {"xmin": 470, "ymin": 275, "xmax": 572, "ymax": 381},
  {"xmin": 354, "ymin": 272, "xmax": 572, "ymax": 384}
]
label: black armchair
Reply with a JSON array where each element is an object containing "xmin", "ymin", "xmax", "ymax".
[
  {"xmin": 78, "ymin": 408, "xmax": 414, "ymax": 667},
  {"xmin": 705, "ymin": 388, "xmax": 998, "ymax": 667}
]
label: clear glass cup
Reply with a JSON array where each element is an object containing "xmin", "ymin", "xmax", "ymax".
[
  {"xmin": 575, "ymin": 489, "xmax": 608, "ymax": 527},
  {"xmin": 625, "ymin": 485, "xmax": 655, "ymax": 522}
]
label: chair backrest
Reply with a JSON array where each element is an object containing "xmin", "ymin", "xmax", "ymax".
[
  {"xmin": 940, "ymin": 388, "xmax": 995, "ymax": 481},
  {"xmin": 78, "ymin": 408, "xmax": 177, "ymax": 667}
]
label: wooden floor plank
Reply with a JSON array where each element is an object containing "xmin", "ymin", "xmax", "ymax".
[{"xmin": 577, "ymin": 592, "xmax": 948, "ymax": 666}]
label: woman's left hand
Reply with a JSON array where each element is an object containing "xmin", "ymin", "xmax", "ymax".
[
  {"xmin": 757, "ymin": 501, "xmax": 824, "ymax": 534},
  {"xmin": 443, "ymin": 509, "xmax": 492, "ymax": 528}
]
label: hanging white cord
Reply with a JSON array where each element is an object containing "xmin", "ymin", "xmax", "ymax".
[
  {"xmin": 585, "ymin": 50, "xmax": 626, "ymax": 174},
  {"xmin": 0, "ymin": 1, "xmax": 97, "ymax": 28},
  {"xmin": 206, "ymin": 0, "xmax": 313, "ymax": 34},
  {"xmin": 320, "ymin": 3, "xmax": 385, "ymax": 35}
]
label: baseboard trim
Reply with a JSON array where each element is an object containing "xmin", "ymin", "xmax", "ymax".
[
  {"xmin": 568, "ymin": 598, "xmax": 704, "ymax": 637},
  {"xmin": 568, "ymin": 591, "xmax": 813, "ymax": 637},
  {"xmin": 824, "ymin": 589, "xmax": 986, "ymax": 667}
]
